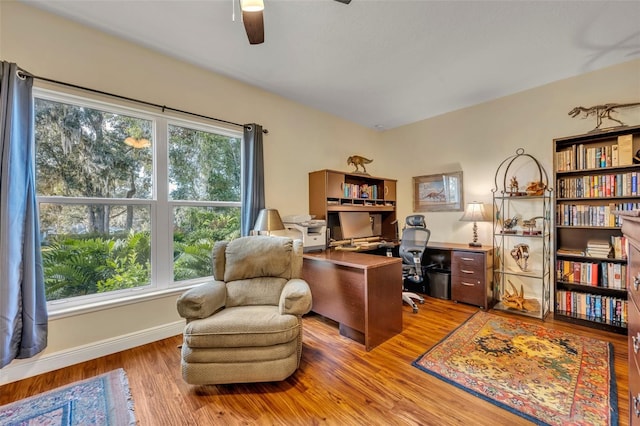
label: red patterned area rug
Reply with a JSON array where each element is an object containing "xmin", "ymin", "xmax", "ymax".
[
  {"xmin": 413, "ymin": 311, "xmax": 617, "ymax": 426},
  {"xmin": 0, "ymin": 368, "xmax": 136, "ymax": 425}
]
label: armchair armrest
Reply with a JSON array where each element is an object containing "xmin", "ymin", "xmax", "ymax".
[
  {"xmin": 279, "ymin": 278, "xmax": 312, "ymax": 316},
  {"xmin": 176, "ymin": 281, "xmax": 226, "ymax": 320}
]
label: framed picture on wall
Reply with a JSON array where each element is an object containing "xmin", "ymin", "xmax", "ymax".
[{"xmin": 413, "ymin": 171, "xmax": 464, "ymax": 212}]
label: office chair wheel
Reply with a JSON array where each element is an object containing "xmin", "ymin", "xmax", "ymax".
[{"xmin": 412, "ymin": 306, "xmax": 418, "ymax": 314}]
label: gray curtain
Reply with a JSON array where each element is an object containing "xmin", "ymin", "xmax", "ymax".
[
  {"xmin": 241, "ymin": 124, "xmax": 265, "ymax": 236},
  {"xmin": 0, "ymin": 62, "xmax": 48, "ymax": 368}
]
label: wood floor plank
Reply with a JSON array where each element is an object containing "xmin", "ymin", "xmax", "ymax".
[{"xmin": 0, "ymin": 297, "xmax": 629, "ymax": 425}]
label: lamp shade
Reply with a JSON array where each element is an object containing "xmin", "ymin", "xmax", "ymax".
[
  {"xmin": 240, "ymin": 0, "xmax": 264, "ymax": 12},
  {"xmin": 253, "ymin": 209, "xmax": 284, "ymax": 232},
  {"xmin": 460, "ymin": 202, "xmax": 489, "ymax": 222}
]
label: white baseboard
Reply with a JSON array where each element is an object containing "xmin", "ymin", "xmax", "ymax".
[{"xmin": 0, "ymin": 321, "xmax": 185, "ymax": 386}]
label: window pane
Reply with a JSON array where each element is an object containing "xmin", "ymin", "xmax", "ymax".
[
  {"xmin": 173, "ymin": 206, "xmax": 241, "ymax": 281},
  {"xmin": 35, "ymin": 98, "xmax": 153, "ymax": 199},
  {"xmin": 168, "ymin": 125, "xmax": 240, "ymax": 202},
  {"xmin": 40, "ymin": 203, "xmax": 151, "ymax": 301}
]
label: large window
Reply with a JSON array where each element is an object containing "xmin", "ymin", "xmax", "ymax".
[{"xmin": 34, "ymin": 90, "xmax": 241, "ymax": 308}]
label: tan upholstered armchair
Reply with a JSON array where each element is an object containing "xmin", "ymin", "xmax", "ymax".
[{"xmin": 176, "ymin": 236, "xmax": 312, "ymax": 385}]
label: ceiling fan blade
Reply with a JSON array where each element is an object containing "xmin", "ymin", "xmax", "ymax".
[
  {"xmin": 334, "ymin": 0, "xmax": 351, "ymax": 4},
  {"xmin": 242, "ymin": 10, "xmax": 264, "ymax": 45}
]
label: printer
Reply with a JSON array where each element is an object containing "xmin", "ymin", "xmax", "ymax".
[{"xmin": 272, "ymin": 214, "xmax": 327, "ymax": 252}]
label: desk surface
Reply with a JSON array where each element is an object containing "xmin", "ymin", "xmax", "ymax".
[
  {"xmin": 303, "ymin": 250, "xmax": 401, "ymax": 270},
  {"xmin": 427, "ymin": 242, "xmax": 494, "ymax": 253}
]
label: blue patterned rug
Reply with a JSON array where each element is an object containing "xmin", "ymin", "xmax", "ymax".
[{"xmin": 0, "ymin": 368, "xmax": 136, "ymax": 425}]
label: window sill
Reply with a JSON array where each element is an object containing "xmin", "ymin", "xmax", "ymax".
[{"xmin": 46, "ymin": 284, "xmax": 205, "ymax": 320}]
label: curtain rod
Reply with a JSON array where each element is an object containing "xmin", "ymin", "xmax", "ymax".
[{"xmin": 22, "ymin": 72, "xmax": 268, "ymax": 134}]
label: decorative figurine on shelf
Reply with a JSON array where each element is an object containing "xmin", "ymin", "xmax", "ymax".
[
  {"xmin": 568, "ymin": 101, "xmax": 640, "ymax": 131},
  {"xmin": 347, "ymin": 155, "xmax": 373, "ymax": 174},
  {"xmin": 522, "ymin": 216, "xmax": 544, "ymax": 235},
  {"xmin": 509, "ymin": 176, "xmax": 519, "ymax": 194},
  {"xmin": 510, "ymin": 243, "xmax": 530, "ymax": 271},
  {"xmin": 502, "ymin": 215, "xmax": 519, "ymax": 234},
  {"xmin": 360, "ymin": 184, "xmax": 369, "ymax": 198},
  {"xmin": 502, "ymin": 280, "xmax": 541, "ymax": 313},
  {"xmin": 525, "ymin": 181, "xmax": 546, "ymax": 196}
]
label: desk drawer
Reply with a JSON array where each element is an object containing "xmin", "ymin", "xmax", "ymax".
[{"xmin": 452, "ymin": 251, "xmax": 484, "ymax": 276}]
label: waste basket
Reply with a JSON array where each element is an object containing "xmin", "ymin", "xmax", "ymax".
[
  {"xmin": 403, "ymin": 277, "xmax": 427, "ymax": 294},
  {"xmin": 427, "ymin": 268, "xmax": 451, "ymax": 300}
]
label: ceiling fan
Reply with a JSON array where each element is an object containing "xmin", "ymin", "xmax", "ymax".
[{"xmin": 240, "ymin": 0, "xmax": 352, "ymax": 45}]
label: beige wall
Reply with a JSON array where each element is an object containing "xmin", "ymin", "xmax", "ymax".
[
  {"xmin": 382, "ymin": 59, "xmax": 640, "ymax": 245},
  {"xmin": 1, "ymin": 1, "xmax": 639, "ymax": 383}
]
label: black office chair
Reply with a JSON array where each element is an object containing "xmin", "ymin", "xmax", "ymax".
[{"xmin": 398, "ymin": 215, "xmax": 432, "ymax": 313}]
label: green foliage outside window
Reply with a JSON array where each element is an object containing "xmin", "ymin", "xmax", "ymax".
[{"xmin": 35, "ymin": 96, "xmax": 242, "ymax": 302}]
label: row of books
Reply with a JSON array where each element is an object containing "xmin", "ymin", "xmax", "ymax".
[
  {"xmin": 555, "ymin": 203, "xmax": 640, "ymax": 227},
  {"xmin": 555, "ymin": 260, "xmax": 627, "ymax": 288},
  {"xmin": 556, "ymin": 290, "xmax": 628, "ymax": 326},
  {"xmin": 556, "ymin": 172, "xmax": 638, "ymax": 198},
  {"xmin": 556, "ymin": 134, "xmax": 634, "ymax": 172},
  {"xmin": 343, "ymin": 183, "xmax": 380, "ymax": 200}
]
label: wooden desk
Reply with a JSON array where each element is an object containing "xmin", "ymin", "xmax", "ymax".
[{"xmin": 302, "ymin": 250, "xmax": 402, "ymax": 351}]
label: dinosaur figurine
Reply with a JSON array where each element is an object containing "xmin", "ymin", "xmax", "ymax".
[
  {"xmin": 347, "ymin": 155, "xmax": 373, "ymax": 174},
  {"xmin": 568, "ymin": 102, "xmax": 640, "ymax": 131}
]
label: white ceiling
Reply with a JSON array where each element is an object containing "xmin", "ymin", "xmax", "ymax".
[{"xmin": 22, "ymin": 0, "xmax": 640, "ymax": 130}]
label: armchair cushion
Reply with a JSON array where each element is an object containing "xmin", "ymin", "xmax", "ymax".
[
  {"xmin": 224, "ymin": 236, "xmax": 296, "ymax": 281},
  {"xmin": 176, "ymin": 281, "xmax": 226, "ymax": 320},
  {"xmin": 226, "ymin": 277, "xmax": 287, "ymax": 307},
  {"xmin": 183, "ymin": 305, "xmax": 300, "ymax": 348},
  {"xmin": 279, "ymin": 278, "xmax": 312, "ymax": 315}
]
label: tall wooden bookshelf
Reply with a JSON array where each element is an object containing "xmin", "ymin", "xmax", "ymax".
[
  {"xmin": 553, "ymin": 125, "xmax": 640, "ymax": 334},
  {"xmin": 308, "ymin": 169, "xmax": 397, "ymax": 242}
]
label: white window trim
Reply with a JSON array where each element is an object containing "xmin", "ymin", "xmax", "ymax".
[{"xmin": 33, "ymin": 87, "xmax": 242, "ymax": 316}]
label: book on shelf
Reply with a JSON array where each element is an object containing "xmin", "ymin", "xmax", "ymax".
[
  {"xmin": 557, "ymin": 247, "xmax": 585, "ymax": 256},
  {"xmin": 610, "ymin": 235, "xmax": 627, "ymax": 259},
  {"xmin": 618, "ymin": 134, "xmax": 634, "ymax": 166},
  {"xmin": 585, "ymin": 249, "xmax": 612, "ymax": 258},
  {"xmin": 601, "ymin": 262, "xmax": 627, "ymax": 289},
  {"xmin": 585, "ymin": 239, "xmax": 612, "ymax": 258}
]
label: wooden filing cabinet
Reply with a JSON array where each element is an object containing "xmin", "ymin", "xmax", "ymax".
[
  {"xmin": 622, "ymin": 213, "xmax": 640, "ymax": 426},
  {"xmin": 450, "ymin": 247, "xmax": 494, "ymax": 310}
]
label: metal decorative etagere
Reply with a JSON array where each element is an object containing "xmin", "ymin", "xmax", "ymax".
[{"xmin": 492, "ymin": 148, "xmax": 552, "ymax": 319}]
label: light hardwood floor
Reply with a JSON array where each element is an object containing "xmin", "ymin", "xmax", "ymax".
[{"xmin": 0, "ymin": 297, "xmax": 629, "ymax": 425}]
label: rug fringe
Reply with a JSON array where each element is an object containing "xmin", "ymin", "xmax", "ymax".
[{"xmin": 118, "ymin": 368, "xmax": 137, "ymax": 426}]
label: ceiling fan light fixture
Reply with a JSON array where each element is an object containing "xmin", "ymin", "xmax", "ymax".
[{"xmin": 240, "ymin": 0, "xmax": 264, "ymax": 12}]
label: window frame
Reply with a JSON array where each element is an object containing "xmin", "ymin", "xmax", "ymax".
[{"xmin": 33, "ymin": 88, "xmax": 243, "ymax": 316}]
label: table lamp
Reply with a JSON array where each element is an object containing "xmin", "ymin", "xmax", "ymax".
[
  {"xmin": 253, "ymin": 209, "xmax": 284, "ymax": 235},
  {"xmin": 460, "ymin": 202, "xmax": 489, "ymax": 247}
]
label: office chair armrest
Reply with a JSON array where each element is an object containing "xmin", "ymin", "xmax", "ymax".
[
  {"xmin": 279, "ymin": 278, "xmax": 312, "ymax": 315},
  {"xmin": 177, "ymin": 280, "xmax": 226, "ymax": 320}
]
